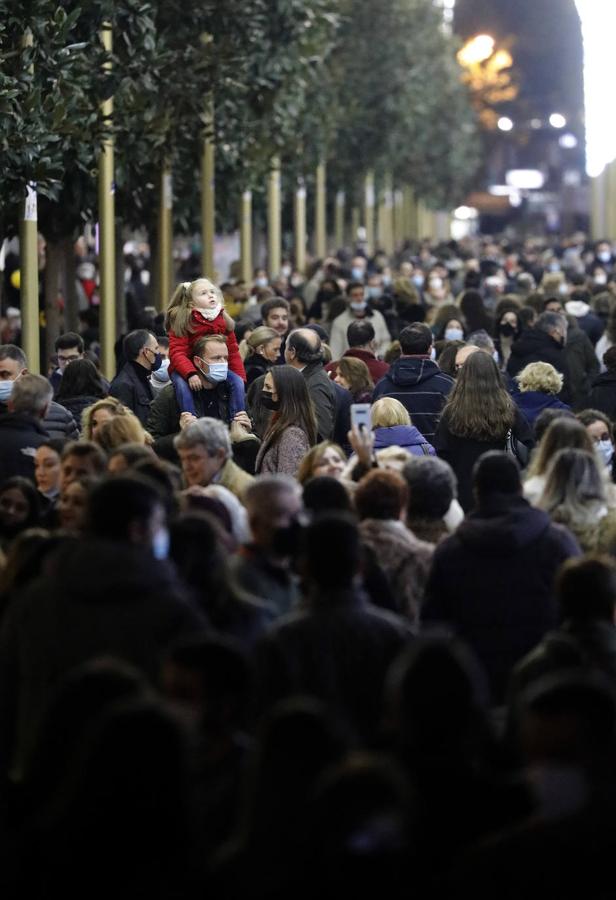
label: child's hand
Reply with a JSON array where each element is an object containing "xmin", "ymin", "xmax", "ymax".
[
  {"xmin": 188, "ymin": 374, "xmax": 202, "ymax": 391},
  {"xmin": 223, "ymin": 310, "xmax": 236, "ymax": 332},
  {"xmin": 179, "ymin": 412, "xmax": 197, "ymax": 430}
]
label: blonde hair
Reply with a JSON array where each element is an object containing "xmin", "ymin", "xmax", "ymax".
[
  {"xmin": 246, "ymin": 326, "xmax": 279, "ymax": 356},
  {"xmin": 81, "ymin": 397, "xmax": 132, "ymax": 441},
  {"xmin": 95, "ymin": 414, "xmax": 147, "ymax": 452},
  {"xmin": 375, "ymin": 446, "xmax": 413, "ymax": 471},
  {"xmin": 371, "ymin": 397, "xmax": 411, "ymax": 428},
  {"xmin": 297, "ymin": 441, "xmax": 346, "ymax": 485},
  {"xmin": 517, "ymin": 361, "xmax": 563, "ymax": 395},
  {"xmin": 165, "ymin": 278, "xmax": 224, "ymax": 336}
]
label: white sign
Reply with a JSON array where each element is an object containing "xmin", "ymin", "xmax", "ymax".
[{"xmin": 24, "ymin": 184, "xmax": 37, "ymax": 222}]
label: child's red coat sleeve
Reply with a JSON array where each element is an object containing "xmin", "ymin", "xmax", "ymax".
[
  {"xmin": 226, "ymin": 329, "xmax": 246, "ymax": 381},
  {"xmin": 168, "ymin": 331, "xmax": 199, "ymax": 380}
]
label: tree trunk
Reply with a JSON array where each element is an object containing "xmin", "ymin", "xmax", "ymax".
[
  {"xmin": 61, "ymin": 235, "xmax": 79, "ymax": 332},
  {"xmin": 115, "ymin": 223, "xmax": 126, "ymax": 336},
  {"xmin": 44, "ymin": 239, "xmax": 62, "ymax": 371}
]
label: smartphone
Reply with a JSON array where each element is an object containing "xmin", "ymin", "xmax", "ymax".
[{"xmin": 350, "ymin": 403, "xmax": 371, "ymax": 433}]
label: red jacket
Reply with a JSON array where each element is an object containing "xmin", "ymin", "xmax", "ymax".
[
  {"xmin": 325, "ymin": 347, "xmax": 389, "ymax": 384},
  {"xmin": 168, "ymin": 309, "xmax": 246, "ymax": 381}
]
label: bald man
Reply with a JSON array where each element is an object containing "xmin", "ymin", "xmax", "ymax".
[{"xmin": 285, "ymin": 328, "xmax": 336, "ymax": 440}]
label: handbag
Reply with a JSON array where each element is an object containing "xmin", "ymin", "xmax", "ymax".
[{"xmin": 505, "ymin": 428, "xmax": 529, "ymax": 468}]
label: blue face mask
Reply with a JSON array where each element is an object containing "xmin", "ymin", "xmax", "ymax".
[
  {"xmin": 351, "ymin": 267, "xmax": 365, "ymax": 281},
  {"xmin": 444, "ymin": 327, "xmax": 464, "ymax": 342},
  {"xmin": 0, "ymin": 380, "xmax": 14, "ymax": 402},
  {"xmin": 413, "ymin": 274, "xmax": 425, "ymax": 288},
  {"xmin": 366, "ymin": 287, "xmax": 381, "ymax": 300},
  {"xmin": 381, "ymin": 274, "xmax": 392, "ymax": 286},
  {"xmin": 204, "ymin": 362, "xmax": 228, "ymax": 383},
  {"xmin": 152, "ymin": 527, "xmax": 170, "ymax": 560},
  {"xmin": 350, "ymin": 301, "xmax": 368, "ymax": 313}
]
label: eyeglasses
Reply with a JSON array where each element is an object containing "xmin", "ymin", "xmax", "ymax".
[{"xmin": 58, "ymin": 354, "xmax": 80, "ymax": 364}]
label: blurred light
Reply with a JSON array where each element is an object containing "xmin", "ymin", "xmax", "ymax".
[
  {"xmin": 559, "ymin": 133, "xmax": 578, "ymax": 149},
  {"xmin": 549, "ymin": 113, "xmax": 567, "ymax": 129},
  {"xmin": 488, "ymin": 185, "xmax": 513, "ymax": 196},
  {"xmin": 454, "ymin": 205, "xmax": 478, "ymax": 220},
  {"xmin": 530, "ymin": 118, "xmax": 543, "ymax": 129},
  {"xmin": 492, "ymin": 49, "xmax": 513, "ymax": 70},
  {"xmin": 509, "ymin": 190, "xmax": 522, "ymax": 208},
  {"xmin": 506, "ymin": 169, "xmax": 545, "ymax": 189},
  {"xmin": 497, "ymin": 117, "xmax": 514, "ymax": 132},
  {"xmin": 458, "ymin": 34, "xmax": 495, "ymax": 66},
  {"xmin": 575, "ymin": 1, "xmax": 616, "ymax": 177}
]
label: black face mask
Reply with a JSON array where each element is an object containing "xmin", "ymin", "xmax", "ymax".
[
  {"xmin": 271, "ymin": 519, "xmax": 303, "ymax": 558},
  {"xmin": 261, "ymin": 391, "xmax": 281, "ymax": 411},
  {"xmin": 499, "ymin": 322, "xmax": 516, "ymax": 338}
]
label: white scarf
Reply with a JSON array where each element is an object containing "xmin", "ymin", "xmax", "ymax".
[{"xmin": 197, "ymin": 304, "xmax": 222, "ymax": 321}]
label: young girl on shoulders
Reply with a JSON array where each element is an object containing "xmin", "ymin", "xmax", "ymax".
[{"xmin": 166, "ymin": 278, "xmax": 246, "ymax": 415}]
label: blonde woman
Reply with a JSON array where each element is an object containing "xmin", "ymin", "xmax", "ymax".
[
  {"xmin": 371, "ymin": 397, "xmax": 435, "ymax": 456},
  {"xmin": 523, "ymin": 417, "xmax": 595, "ymax": 506},
  {"xmin": 512, "ymin": 361, "xmax": 570, "ymax": 427},
  {"xmin": 243, "ymin": 326, "xmax": 282, "ymax": 386},
  {"xmin": 297, "ymin": 441, "xmax": 347, "ymax": 485},
  {"xmin": 94, "ymin": 413, "xmax": 148, "ymax": 452},
  {"xmin": 82, "ymin": 397, "xmax": 133, "ymax": 441}
]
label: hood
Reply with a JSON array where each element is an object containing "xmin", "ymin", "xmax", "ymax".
[
  {"xmin": 373, "ymin": 425, "xmax": 429, "ymax": 449},
  {"xmin": 389, "ymin": 356, "xmax": 440, "ymax": 387},
  {"xmin": 565, "ymin": 300, "xmax": 591, "ymax": 317},
  {"xmin": 514, "ymin": 390, "xmax": 562, "ymax": 415},
  {"xmin": 456, "ymin": 495, "xmax": 551, "ymax": 554}
]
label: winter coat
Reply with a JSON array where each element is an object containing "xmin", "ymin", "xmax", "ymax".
[
  {"xmin": 565, "ymin": 300, "xmax": 604, "ymax": 347},
  {"xmin": 255, "ymin": 425, "xmax": 311, "ymax": 476},
  {"xmin": 301, "ymin": 362, "xmax": 336, "ymax": 442},
  {"xmin": 0, "ymin": 412, "xmax": 49, "ymax": 482},
  {"xmin": 372, "ymin": 424, "xmax": 436, "ymax": 456},
  {"xmin": 510, "ymin": 389, "xmax": 570, "ymax": 427},
  {"xmin": 109, "ymin": 361, "xmax": 154, "ymax": 426},
  {"xmin": 372, "ymin": 356, "xmax": 454, "ymax": 441},
  {"xmin": 325, "ymin": 347, "xmax": 390, "ymax": 384},
  {"xmin": 565, "ymin": 325, "xmax": 600, "ymax": 410},
  {"xmin": 168, "ymin": 309, "xmax": 246, "ymax": 382},
  {"xmin": 422, "ymin": 494, "xmax": 581, "ymax": 703},
  {"xmin": 244, "ymin": 353, "xmax": 271, "ymax": 386},
  {"xmin": 329, "ymin": 308, "xmax": 391, "ymax": 361},
  {"xmin": 589, "ymin": 371, "xmax": 616, "ymax": 421},
  {"xmin": 507, "ymin": 329, "xmax": 571, "ymax": 403},
  {"xmin": 56, "ymin": 394, "xmax": 105, "ymax": 433},
  {"xmin": 359, "ymin": 519, "xmax": 434, "ymax": 623},
  {"xmin": 146, "ymin": 381, "xmax": 233, "ymax": 459},
  {"xmin": 42, "ymin": 400, "xmax": 79, "ymax": 441},
  {"xmin": 433, "ymin": 408, "xmax": 534, "ymax": 512}
]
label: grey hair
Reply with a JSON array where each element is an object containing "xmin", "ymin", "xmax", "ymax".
[
  {"xmin": 10, "ymin": 374, "xmax": 53, "ymax": 416},
  {"xmin": 0, "ymin": 343, "xmax": 27, "ymax": 369},
  {"xmin": 243, "ymin": 474, "xmax": 301, "ymax": 511},
  {"xmin": 536, "ymin": 311, "xmax": 567, "ymax": 335},
  {"xmin": 173, "ymin": 417, "xmax": 232, "ymax": 460},
  {"xmin": 402, "ymin": 455, "xmax": 458, "ymax": 518},
  {"xmin": 467, "ymin": 329, "xmax": 494, "ymax": 351}
]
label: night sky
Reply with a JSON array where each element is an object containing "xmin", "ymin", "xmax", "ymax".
[{"xmin": 455, "ymin": 0, "xmax": 584, "ymax": 127}]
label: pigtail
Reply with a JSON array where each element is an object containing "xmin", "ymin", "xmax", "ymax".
[{"xmin": 165, "ymin": 281, "xmax": 194, "ymax": 335}]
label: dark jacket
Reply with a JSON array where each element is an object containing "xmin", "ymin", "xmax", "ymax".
[
  {"xmin": 256, "ymin": 588, "xmax": 410, "ymax": 742},
  {"xmin": 146, "ymin": 381, "xmax": 233, "ymax": 460},
  {"xmin": 109, "ymin": 361, "xmax": 154, "ymax": 425},
  {"xmin": 422, "ymin": 494, "xmax": 581, "ymax": 703},
  {"xmin": 589, "ymin": 371, "xmax": 616, "ymax": 420},
  {"xmin": 433, "ymin": 409, "xmax": 534, "ymax": 512},
  {"xmin": 372, "ymin": 356, "xmax": 454, "ymax": 441},
  {"xmin": 56, "ymin": 394, "xmax": 104, "ymax": 433},
  {"xmin": 510, "ymin": 389, "xmax": 571, "ymax": 427},
  {"xmin": 232, "ymin": 545, "xmax": 300, "ymax": 618},
  {"xmin": 43, "ymin": 400, "xmax": 79, "ymax": 441},
  {"xmin": 0, "ymin": 412, "xmax": 49, "ymax": 482},
  {"xmin": 325, "ymin": 347, "xmax": 390, "ymax": 384},
  {"xmin": 373, "ymin": 424, "xmax": 435, "ymax": 456},
  {"xmin": 565, "ymin": 325, "xmax": 600, "ymax": 410},
  {"xmin": 244, "ymin": 353, "xmax": 271, "ymax": 387},
  {"xmin": 565, "ymin": 301, "xmax": 604, "ymax": 347},
  {"xmin": 507, "ymin": 329, "xmax": 571, "ymax": 403},
  {"xmin": 301, "ymin": 361, "xmax": 336, "ymax": 441}
]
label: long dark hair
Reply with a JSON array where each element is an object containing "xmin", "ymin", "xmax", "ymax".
[
  {"xmin": 443, "ymin": 350, "xmax": 516, "ymax": 440},
  {"xmin": 266, "ymin": 365, "xmax": 317, "ymax": 447},
  {"xmin": 460, "ymin": 290, "xmax": 494, "ymax": 335},
  {"xmin": 56, "ymin": 359, "xmax": 106, "ymax": 402}
]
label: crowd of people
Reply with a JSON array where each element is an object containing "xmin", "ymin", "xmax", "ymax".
[{"xmin": 1, "ymin": 232, "xmax": 616, "ymax": 896}]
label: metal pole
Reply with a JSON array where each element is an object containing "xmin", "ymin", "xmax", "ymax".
[
  {"xmin": 267, "ymin": 156, "xmax": 281, "ymax": 278},
  {"xmin": 240, "ymin": 190, "xmax": 253, "ymax": 286},
  {"xmin": 98, "ymin": 22, "xmax": 116, "ymax": 380},
  {"xmin": 334, "ymin": 190, "xmax": 345, "ymax": 251},
  {"xmin": 294, "ymin": 179, "xmax": 307, "ymax": 274},
  {"xmin": 315, "ymin": 160, "xmax": 327, "ymax": 258},
  {"xmin": 19, "ymin": 29, "xmax": 40, "ymax": 373},
  {"xmin": 364, "ymin": 171, "xmax": 375, "ymax": 256},
  {"xmin": 157, "ymin": 166, "xmax": 173, "ymax": 311},
  {"xmin": 201, "ymin": 97, "xmax": 215, "ymax": 278}
]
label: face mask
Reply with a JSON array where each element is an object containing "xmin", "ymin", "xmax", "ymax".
[
  {"xmin": 204, "ymin": 362, "xmax": 228, "ymax": 383},
  {"xmin": 499, "ymin": 322, "xmax": 516, "ymax": 338},
  {"xmin": 261, "ymin": 391, "xmax": 281, "ymax": 411},
  {"xmin": 413, "ymin": 275, "xmax": 425, "ymax": 288},
  {"xmin": 147, "ymin": 350, "xmax": 162, "ymax": 372},
  {"xmin": 595, "ymin": 274, "xmax": 608, "ymax": 286},
  {"xmin": 598, "ymin": 251, "xmax": 611, "ymax": 263},
  {"xmin": 558, "ymin": 283, "xmax": 569, "ymax": 295},
  {"xmin": 152, "ymin": 527, "xmax": 170, "ymax": 560},
  {"xmin": 366, "ymin": 287, "xmax": 381, "ymax": 300},
  {"xmin": 430, "ymin": 347, "xmax": 437, "ymax": 361},
  {"xmin": 0, "ymin": 380, "xmax": 14, "ymax": 402},
  {"xmin": 548, "ymin": 262, "xmax": 560, "ymax": 272},
  {"xmin": 492, "ymin": 350, "xmax": 499, "ymax": 363},
  {"xmin": 281, "ymin": 265, "xmax": 292, "ymax": 278},
  {"xmin": 351, "ymin": 267, "xmax": 365, "ymax": 281},
  {"xmin": 350, "ymin": 301, "xmax": 368, "ymax": 313},
  {"xmin": 271, "ymin": 519, "xmax": 303, "ymax": 557},
  {"xmin": 444, "ymin": 327, "xmax": 464, "ymax": 342},
  {"xmin": 197, "ymin": 303, "xmax": 222, "ymax": 321},
  {"xmin": 599, "ymin": 439, "xmax": 614, "ymax": 466},
  {"xmin": 429, "ymin": 277, "xmax": 443, "ymax": 291},
  {"xmin": 381, "ymin": 275, "xmax": 392, "ymax": 286},
  {"xmin": 255, "ymin": 277, "xmax": 268, "ymax": 288}
]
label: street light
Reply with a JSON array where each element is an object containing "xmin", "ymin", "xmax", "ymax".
[
  {"xmin": 497, "ymin": 116, "xmax": 514, "ymax": 132},
  {"xmin": 457, "ymin": 34, "xmax": 495, "ymax": 67},
  {"xmin": 575, "ymin": 0, "xmax": 616, "ymax": 177},
  {"xmin": 549, "ymin": 113, "xmax": 567, "ymax": 129}
]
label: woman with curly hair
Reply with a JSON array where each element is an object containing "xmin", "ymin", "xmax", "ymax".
[{"xmin": 512, "ymin": 361, "xmax": 571, "ymax": 426}]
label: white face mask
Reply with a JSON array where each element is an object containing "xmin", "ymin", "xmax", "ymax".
[
  {"xmin": 430, "ymin": 347, "xmax": 437, "ymax": 361},
  {"xmin": 595, "ymin": 274, "xmax": 608, "ymax": 286},
  {"xmin": 0, "ymin": 380, "xmax": 14, "ymax": 402},
  {"xmin": 444, "ymin": 327, "xmax": 464, "ymax": 342}
]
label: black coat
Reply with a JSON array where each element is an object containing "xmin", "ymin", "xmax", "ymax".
[
  {"xmin": 507, "ymin": 329, "xmax": 571, "ymax": 403},
  {"xmin": 422, "ymin": 495, "xmax": 581, "ymax": 703},
  {"xmin": 372, "ymin": 356, "xmax": 454, "ymax": 441},
  {"xmin": 244, "ymin": 354, "xmax": 271, "ymax": 386},
  {"xmin": 589, "ymin": 371, "xmax": 616, "ymax": 421},
  {"xmin": 434, "ymin": 409, "xmax": 534, "ymax": 512},
  {"xmin": 0, "ymin": 412, "xmax": 49, "ymax": 482},
  {"xmin": 109, "ymin": 361, "xmax": 154, "ymax": 425},
  {"xmin": 146, "ymin": 381, "xmax": 232, "ymax": 459},
  {"xmin": 56, "ymin": 394, "xmax": 105, "ymax": 432}
]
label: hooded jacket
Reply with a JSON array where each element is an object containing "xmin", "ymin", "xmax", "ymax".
[
  {"xmin": 590, "ymin": 370, "xmax": 616, "ymax": 420},
  {"xmin": 372, "ymin": 356, "xmax": 454, "ymax": 441},
  {"xmin": 565, "ymin": 300, "xmax": 604, "ymax": 347},
  {"xmin": 510, "ymin": 389, "xmax": 570, "ymax": 426},
  {"xmin": 373, "ymin": 424, "xmax": 435, "ymax": 456},
  {"xmin": 0, "ymin": 412, "xmax": 49, "ymax": 482},
  {"xmin": 507, "ymin": 329, "xmax": 571, "ymax": 403},
  {"xmin": 422, "ymin": 494, "xmax": 581, "ymax": 703}
]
